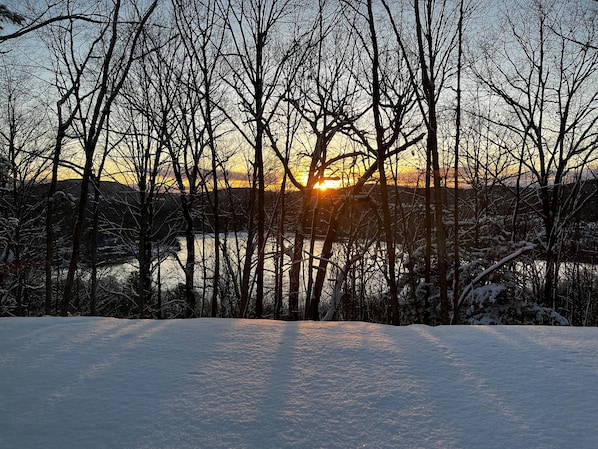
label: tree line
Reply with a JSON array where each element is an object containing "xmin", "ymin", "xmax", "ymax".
[{"xmin": 1, "ymin": 0, "xmax": 597, "ymax": 325}]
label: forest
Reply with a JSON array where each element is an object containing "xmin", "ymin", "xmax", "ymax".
[{"xmin": 1, "ymin": 0, "xmax": 597, "ymax": 325}]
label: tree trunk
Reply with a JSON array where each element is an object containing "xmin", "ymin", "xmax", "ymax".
[
  {"xmin": 211, "ymin": 168, "xmax": 220, "ymax": 318},
  {"xmin": 424, "ymin": 145, "xmax": 432, "ymax": 324},
  {"xmin": 430, "ymin": 118, "xmax": 450, "ymax": 325},
  {"xmin": 179, "ymin": 194, "xmax": 196, "ymax": 317},
  {"xmin": 89, "ymin": 178, "xmax": 101, "ymax": 316},
  {"xmin": 414, "ymin": 0, "xmax": 449, "ymax": 324},
  {"xmin": 274, "ymin": 172, "xmax": 287, "ymax": 319},
  {"xmin": 238, "ymin": 186, "xmax": 256, "ymax": 317},
  {"xmin": 45, "ymin": 133, "xmax": 63, "ymax": 316},
  {"xmin": 254, "ymin": 31, "xmax": 265, "ymax": 319},
  {"xmin": 45, "ymin": 96, "xmax": 76, "ymax": 315},
  {"xmin": 452, "ymin": 0, "xmax": 464, "ymax": 325},
  {"xmin": 366, "ymin": 0, "xmax": 400, "ymax": 325},
  {"xmin": 289, "ymin": 205, "xmax": 308, "ymax": 320},
  {"xmin": 60, "ymin": 156, "xmax": 93, "ymax": 316},
  {"xmin": 138, "ymin": 187, "xmax": 153, "ymax": 318}
]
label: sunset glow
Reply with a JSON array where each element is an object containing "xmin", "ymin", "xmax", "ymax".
[{"xmin": 314, "ymin": 176, "xmax": 341, "ymax": 191}]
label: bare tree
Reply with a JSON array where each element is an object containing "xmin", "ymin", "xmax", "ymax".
[
  {"xmin": 111, "ymin": 26, "xmax": 178, "ymax": 317},
  {"xmin": 52, "ymin": 0, "xmax": 158, "ymax": 316},
  {"xmin": 342, "ymin": 0, "xmax": 421, "ymax": 324},
  {"xmin": 0, "ymin": 4, "xmax": 24, "ymax": 30},
  {"xmin": 172, "ymin": 0, "xmax": 228, "ymax": 317},
  {"xmin": 38, "ymin": 1, "xmax": 94, "ymax": 316},
  {"xmin": 0, "ymin": 55, "xmax": 50, "ymax": 316},
  {"xmin": 452, "ymin": 0, "xmax": 465, "ymax": 323},
  {"xmin": 474, "ymin": 0, "xmax": 598, "ymax": 311},
  {"xmin": 219, "ymin": 0, "xmax": 313, "ymax": 317},
  {"xmin": 0, "ymin": 2, "xmax": 101, "ymax": 43},
  {"xmin": 413, "ymin": 0, "xmax": 464, "ymax": 324},
  {"xmin": 380, "ymin": 0, "xmax": 470, "ymax": 324},
  {"xmin": 269, "ymin": 0, "xmax": 364, "ymax": 319}
]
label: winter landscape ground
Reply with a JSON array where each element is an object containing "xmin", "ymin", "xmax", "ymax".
[{"xmin": 1, "ymin": 317, "xmax": 597, "ymax": 449}]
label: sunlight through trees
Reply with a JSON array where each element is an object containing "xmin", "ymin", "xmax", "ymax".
[{"xmin": 0, "ymin": 0, "xmax": 596, "ymax": 325}]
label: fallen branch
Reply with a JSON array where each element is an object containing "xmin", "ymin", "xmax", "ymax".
[{"xmin": 457, "ymin": 243, "xmax": 536, "ymax": 310}]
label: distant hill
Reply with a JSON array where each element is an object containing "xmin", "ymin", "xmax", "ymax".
[{"xmin": 22, "ymin": 176, "xmax": 598, "ymax": 264}]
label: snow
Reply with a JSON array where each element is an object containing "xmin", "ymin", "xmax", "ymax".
[{"xmin": 1, "ymin": 318, "xmax": 597, "ymax": 449}]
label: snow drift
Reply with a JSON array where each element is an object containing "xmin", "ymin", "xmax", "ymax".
[{"xmin": 1, "ymin": 317, "xmax": 597, "ymax": 448}]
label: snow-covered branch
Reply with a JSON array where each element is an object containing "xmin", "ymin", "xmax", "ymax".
[{"xmin": 457, "ymin": 243, "xmax": 536, "ymax": 309}]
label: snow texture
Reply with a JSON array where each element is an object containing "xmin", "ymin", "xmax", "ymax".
[{"xmin": 1, "ymin": 317, "xmax": 597, "ymax": 449}]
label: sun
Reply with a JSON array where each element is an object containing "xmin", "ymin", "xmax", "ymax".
[{"xmin": 314, "ymin": 176, "xmax": 340, "ymax": 191}]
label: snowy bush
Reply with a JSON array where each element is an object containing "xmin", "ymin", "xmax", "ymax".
[
  {"xmin": 464, "ymin": 288, "xmax": 569, "ymax": 325},
  {"xmin": 466, "ymin": 301, "xmax": 569, "ymax": 325},
  {"xmin": 452, "ymin": 233, "xmax": 570, "ymax": 325}
]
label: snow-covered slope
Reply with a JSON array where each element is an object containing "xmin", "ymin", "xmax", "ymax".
[{"xmin": 1, "ymin": 318, "xmax": 597, "ymax": 449}]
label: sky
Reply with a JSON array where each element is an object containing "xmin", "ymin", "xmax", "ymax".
[
  {"xmin": 6, "ymin": 0, "xmax": 593, "ymax": 194},
  {"xmin": 1, "ymin": 317, "xmax": 597, "ymax": 449},
  {"xmin": 0, "ymin": 0, "xmax": 454, "ymax": 191}
]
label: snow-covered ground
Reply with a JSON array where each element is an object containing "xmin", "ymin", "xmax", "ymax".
[{"xmin": 1, "ymin": 318, "xmax": 597, "ymax": 449}]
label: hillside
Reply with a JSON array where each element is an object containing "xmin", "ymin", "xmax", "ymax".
[{"xmin": 24, "ymin": 177, "xmax": 598, "ymax": 263}]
